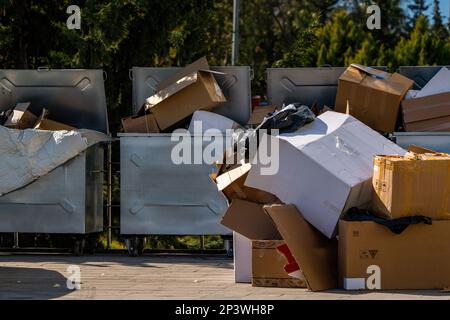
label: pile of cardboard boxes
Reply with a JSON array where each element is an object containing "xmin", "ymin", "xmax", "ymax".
[
  {"xmin": 121, "ymin": 58, "xmax": 450, "ymax": 291},
  {"xmin": 213, "ymin": 64, "xmax": 450, "ymax": 291}
]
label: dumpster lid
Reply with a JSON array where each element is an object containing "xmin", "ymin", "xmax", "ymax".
[{"xmin": 0, "ymin": 69, "xmax": 109, "ymax": 133}]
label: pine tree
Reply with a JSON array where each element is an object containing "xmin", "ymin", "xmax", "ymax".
[
  {"xmin": 408, "ymin": 0, "xmax": 430, "ymax": 26},
  {"xmin": 432, "ymin": 0, "xmax": 448, "ymax": 40}
]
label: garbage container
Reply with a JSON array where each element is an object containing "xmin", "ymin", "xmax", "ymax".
[
  {"xmin": 0, "ymin": 69, "xmax": 108, "ymax": 254},
  {"xmin": 120, "ymin": 66, "xmax": 251, "ymax": 254},
  {"xmin": 266, "ymin": 66, "xmax": 387, "ymax": 108},
  {"xmin": 393, "ymin": 66, "xmax": 450, "ymax": 151}
]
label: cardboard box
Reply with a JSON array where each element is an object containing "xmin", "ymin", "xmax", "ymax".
[
  {"xmin": 339, "ymin": 219, "xmax": 450, "ymax": 290},
  {"xmin": 247, "ymin": 106, "xmax": 277, "ymax": 126},
  {"xmin": 34, "ymin": 109, "xmax": 75, "ymax": 131},
  {"xmin": 402, "ymin": 92, "xmax": 450, "ymax": 131},
  {"xmin": 335, "ymin": 64, "xmax": 413, "ymax": 133},
  {"xmin": 245, "ymin": 111, "xmax": 406, "ymax": 238},
  {"xmin": 156, "ymin": 57, "xmax": 210, "ymax": 92},
  {"xmin": 265, "ymin": 205, "xmax": 338, "ymax": 291},
  {"xmin": 141, "ymin": 62, "xmax": 226, "ymax": 130},
  {"xmin": 4, "ymin": 103, "xmax": 37, "ymax": 129},
  {"xmin": 252, "ymin": 240, "xmax": 306, "ymax": 288},
  {"xmin": 221, "ymin": 199, "xmax": 282, "ymax": 240},
  {"xmin": 372, "ymin": 149, "xmax": 450, "ymax": 220},
  {"xmin": 222, "ymin": 201, "xmax": 337, "ymax": 291},
  {"xmin": 216, "ymin": 164, "xmax": 280, "ymax": 204},
  {"xmin": 122, "ymin": 113, "xmax": 160, "ymax": 133},
  {"xmin": 234, "ymin": 232, "xmax": 252, "ymax": 283}
]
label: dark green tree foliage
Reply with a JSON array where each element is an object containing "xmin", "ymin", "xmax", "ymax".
[
  {"xmin": 408, "ymin": 0, "xmax": 430, "ymax": 26},
  {"xmin": 432, "ymin": 0, "xmax": 448, "ymax": 40}
]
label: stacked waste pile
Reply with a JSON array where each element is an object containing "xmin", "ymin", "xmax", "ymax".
[
  {"xmin": 212, "ymin": 64, "xmax": 450, "ymax": 291},
  {"xmin": 124, "ymin": 59, "xmax": 450, "ymax": 291}
]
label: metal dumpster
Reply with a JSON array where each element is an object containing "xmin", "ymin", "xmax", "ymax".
[
  {"xmin": 267, "ymin": 66, "xmax": 346, "ymax": 108},
  {"xmin": 120, "ymin": 67, "xmax": 251, "ymax": 249},
  {"xmin": 267, "ymin": 66, "xmax": 387, "ymax": 108},
  {"xmin": 393, "ymin": 66, "xmax": 450, "ymax": 150},
  {"xmin": 0, "ymin": 69, "xmax": 108, "ymax": 252}
]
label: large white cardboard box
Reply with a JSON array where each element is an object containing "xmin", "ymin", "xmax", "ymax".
[{"xmin": 245, "ymin": 111, "xmax": 406, "ymax": 238}]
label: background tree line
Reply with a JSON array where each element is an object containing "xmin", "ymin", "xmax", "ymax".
[
  {"xmin": 0, "ymin": 0, "xmax": 449, "ymax": 249},
  {"xmin": 1, "ymin": 0, "xmax": 449, "ymax": 130}
]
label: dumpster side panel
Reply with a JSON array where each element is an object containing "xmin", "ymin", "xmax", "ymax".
[
  {"xmin": 393, "ymin": 133, "xmax": 450, "ymax": 153},
  {"xmin": 120, "ymin": 135, "xmax": 230, "ymax": 235},
  {"xmin": 85, "ymin": 145, "xmax": 104, "ymax": 233},
  {"xmin": 267, "ymin": 67, "xmax": 347, "ymax": 109},
  {"xmin": 0, "ymin": 152, "xmax": 87, "ymax": 234},
  {"xmin": 131, "ymin": 66, "xmax": 251, "ymax": 125}
]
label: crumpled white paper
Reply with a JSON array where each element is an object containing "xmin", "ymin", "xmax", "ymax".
[{"xmin": 0, "ymin": 125, "xmax": 108, "ymax": 196}]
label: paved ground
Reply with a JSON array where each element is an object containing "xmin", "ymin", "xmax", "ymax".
[{"xmin": 0, "ymin": 254, "xmax": 449, "ymax": 300}]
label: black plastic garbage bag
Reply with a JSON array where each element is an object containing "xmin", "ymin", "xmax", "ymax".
[
  {"xmin": 343, "ymin": 207, "xmax": 432, "ymax": 234},
  {"xmin": 258, "ymin": 103, "xmax": 316, "ymax": 134}
]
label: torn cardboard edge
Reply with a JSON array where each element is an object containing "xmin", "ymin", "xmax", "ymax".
[
  {"xmin": 121, "ymin": 113, "xmax": 160, "ymax": 133},
  {"xmin": 215, "ymin": 162, "xmax": 280, "ymax": 204},
  {"xmin": 34, "ymin": 108, "xmax": 75, "ymax": 131}
]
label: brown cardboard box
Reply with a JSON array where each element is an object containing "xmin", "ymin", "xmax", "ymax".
[
  {"xmin": 34, "ymin": 109, "xmax": 75, "ymax": 131},
  {"xmin": 247, "ymin": 106, "xmax": 277, "ymax": 126},
  {"xmin": 264, "ymin": 205, "xmax": 338, "ymax": 291},
  {"xmin": 221, "ymin": 199, "xmax": 282, "ymax": 240},
  {"xmin": 141, "ymin": 63, "xmax": 226, "ymax": 130},
  {"xmin": 372, "ymin": 149, "xmax": 450, "ymax": 220},
  {"xmin": 221, "ymin": 202, "xmax": 338, "ymax": 291},
  {"xmin": 215, "ymin": 163, "xmax": 280, "ymax": 204},
  {"xmin": 252, "ymin": 240, "xmax": 306, "ymax": 288},
  {"xmin": 122, "ymin": 113, "xmax": 160, "ymax": 133},
  {"xmin": 339, "ymin": 219, "xmax": 450, "ymax": 290},
  {"xmin": 335, "ymin": 64, "xmax": 414, "ymax": 133},
  {"xmin": 156, "ymin": 57, "xmax": 210, "ymax": 92},
  {"xmin": 4, "ymin": 103, "xmax": 37, "ymax": 129},
  {"xmin": 402, "ymin": 92, "xmax": 450, "ymax": 131}
]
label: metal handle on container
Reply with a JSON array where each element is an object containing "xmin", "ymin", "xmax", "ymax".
[
  {"xmin": 318, "ymin": 64, "xmax": 333, "ymax": 70},
  {"xmin": 129, "ymin": 69, "xmax": 134, "ymax": 81},
  {"xmin": 103, "ymin": 71, "xmax": 108, "ymax": 82},
  {"xmin": 37, "ymin": 66, "xmax": 50, "ymax": 72}
]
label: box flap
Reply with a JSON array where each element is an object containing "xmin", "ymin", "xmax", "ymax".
[
  {"xmin": 156, "ymin": 56, "xmax": 210, "ymax": 91},
  {"xmin": 264, "ymin": 204, "xmax": 337, "ymax": 291},
  {"xmin": 144, "ymin": 71, "xmax": 199, "ymax": 112},
  {"xmin": 340, "ymin": 65, "xmax": 412, "ymax": 96},
  {"xmin": 408, "ymin": 144, "xmax": 438, "ymax": 154},
  {"xmin": 216, "ymin": 163, "xmax": 252, "ymax": 191},
  {"xmin": 221, "ymin": 199, "xmax": 282, "ymax": 240},
  {"xmin": 350, "ymin": 64, "xmax": 388, "ymax": 79}
]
